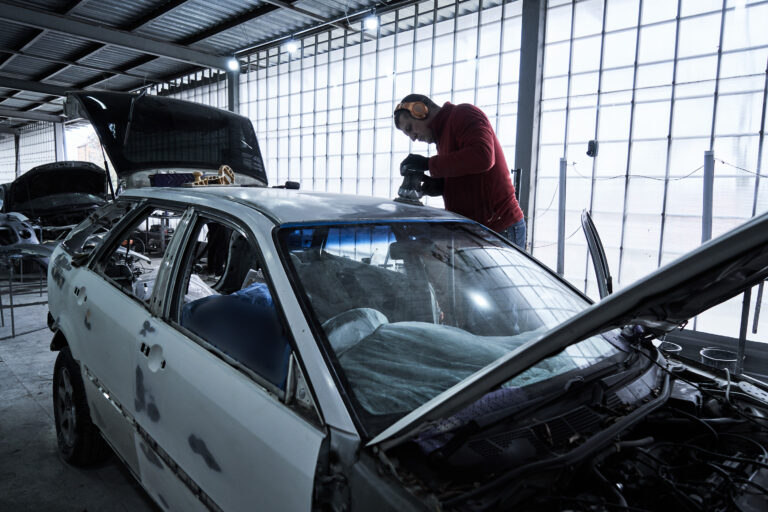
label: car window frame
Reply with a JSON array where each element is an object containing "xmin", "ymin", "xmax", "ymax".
[
  {"xmin": 162, "ymin": 207, "xmax": 317, "ymax": 418},
  {"xmin": 61, "ymin": 198, "xmax": 144, "ymax": 264},
  {"xmin": 87, "ymin": 201, "xmax": 191, "ymax": 313}
]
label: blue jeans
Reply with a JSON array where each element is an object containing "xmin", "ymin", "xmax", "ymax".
[{"xmin": 500, "ymin": 218, "xmax": 526, "ymax": 250}]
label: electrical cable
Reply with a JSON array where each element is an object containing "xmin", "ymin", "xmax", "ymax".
[{"xmin": 652, "ymin": 442, "xmax": 768, "ymax": 470}]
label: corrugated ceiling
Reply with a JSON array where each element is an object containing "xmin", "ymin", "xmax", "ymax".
[{"xmin": 0, "ymin": 0, "xmax": 405, "ymax": 128}]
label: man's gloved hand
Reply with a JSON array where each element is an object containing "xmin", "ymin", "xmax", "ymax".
[
  {"xmin": 398, "ymin": 172, "xmax": 423, "ymax": 200},
  {"xmin": 400, "ymin": 153, "xmax": 429, "ymax": 175},
  {"xmin": 421, "ymin": 176, "xmax": 445, "ymax": 197}
]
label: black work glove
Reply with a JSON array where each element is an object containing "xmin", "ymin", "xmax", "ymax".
[
  {"xmin": 398, "ymin": 172, "xmax": 423, "ymax": 200},
  {"xmin": 421, "ymin": 176, "xmax": 445, "ymax": 197},
  {"xmin": 400, "ymin": 154, "xmax": 429, "ymax": 175}
]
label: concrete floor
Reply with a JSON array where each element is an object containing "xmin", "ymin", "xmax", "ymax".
[{"xmin": 0, "ymin": 278, "xmax": 156, "ymax": 512}]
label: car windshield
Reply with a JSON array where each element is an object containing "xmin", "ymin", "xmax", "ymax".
[{"xmin": 278, "ymin": 222, "xmax": 620, "ymax": 435}]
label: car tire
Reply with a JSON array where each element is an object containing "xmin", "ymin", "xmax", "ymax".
[{"xmin": 52, "ymin": 346, "xmax": 110, "ymax": 466}]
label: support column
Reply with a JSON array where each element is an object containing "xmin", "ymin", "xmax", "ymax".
[
  {"xmin": 702, "ymin": 150, "xmax": 714, "ymax": 244},
  {"xmin": 514, "ymin": 0, "xmax": 547, "ymax": 223},
  {"xmin": 53, "ymin": 122, "xmax": 66, "ymax": 161},
  {"xmin": 557, "ymin": 157, "xmax": 567, "ymax": 276},
  {"xmin": 227, "ymin": 69, "xmax": 240, "ymax": 114},
  {"xmin": 14, "ymin": 133, "xmax": 21, "ymax": 178}
]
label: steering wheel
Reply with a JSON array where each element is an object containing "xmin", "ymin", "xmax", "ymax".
[{"xmin": 322, "ymin": 308, "xmax": 388, "ymax": 355}]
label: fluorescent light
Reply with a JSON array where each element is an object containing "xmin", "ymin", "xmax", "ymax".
[
  {"xmin": 227, "ymin": 58, "xmax": 239, "ymax": 71},
  {"xmin": 285, "ymin": 40, "xmax": 299, "ymax": 53},
  {"xmin": 364, "ymin": 15, "xmax": 378, "ymax": 31}
]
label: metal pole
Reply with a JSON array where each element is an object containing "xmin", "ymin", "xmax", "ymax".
[
  {"xmin": 753, "ymin": 280, "xmax": 764, "ymax": 334},
  {"xmin": 53, "ymin": 122, "xmax": 66, "ymax": 161},
  {"xmin": 737, "ymin": 287, "xmax": 751, "ymax": 375},
  {"xmin": 227, "ymin": 69, "xmax": 240, "ymax": 113},
  {"xmin": 9, "ymin": 257, "xmax": 15, "ymax": 338},
  {"xmin": 515, "ymin": 0, "xmax": 547, "ymax": 226},
  {"xmin": 557, "ymin": 157, "xmax": 567, "ymax": 276},
  {"xmin": 702, "ymin": 150, "xmax": 714, "ymax": 244}
]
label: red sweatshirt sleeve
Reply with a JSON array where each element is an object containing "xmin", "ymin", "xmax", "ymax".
[{"xmin": 428, "ymin": 105, "xmax": 496, "ymax": 178}]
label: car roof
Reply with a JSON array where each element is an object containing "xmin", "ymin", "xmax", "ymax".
[{"xmin": 120, "ymin": 186, "xmax": 465, "ymax": 226}]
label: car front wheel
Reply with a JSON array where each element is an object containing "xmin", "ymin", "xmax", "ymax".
[{"xmin": 53, "ymin": 346, "xmax": 109, "ymax": 466}]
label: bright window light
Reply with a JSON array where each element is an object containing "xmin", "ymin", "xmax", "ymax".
[{"xmin": 364, "ymin": 15, "xmax": 378, "ymax": 31}]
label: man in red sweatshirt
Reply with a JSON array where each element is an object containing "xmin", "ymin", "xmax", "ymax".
[{"xmin": 394, "ymin": 94, "xmax": 526, "ymax": 249}]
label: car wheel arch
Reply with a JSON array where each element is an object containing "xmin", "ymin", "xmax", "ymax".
[{"xmin": 50, "ymin": 330, "xmax": 68, "ymax": 351}]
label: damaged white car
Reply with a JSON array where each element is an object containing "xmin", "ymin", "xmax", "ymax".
[{"xmin": 48, "ymin": 92, "xmax": 768, "ymax": 512}]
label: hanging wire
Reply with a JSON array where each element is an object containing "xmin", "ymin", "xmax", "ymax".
[
  {"xmin": 533, "ymin": 181, "xmax": 559, "ymax": 219},
  {"xmin": 568, "ymin": 161, "xmax": 704, "ymax": 181},
  {"xmin": 716, "ymin": 158, "xmax": 768, "ymax": 178},
  {"xmin": 532, "ymin": 224, "xmax": 582, "ymax": 249}
]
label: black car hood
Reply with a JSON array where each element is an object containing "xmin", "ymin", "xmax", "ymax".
[
  {"xmin": 5, "ymin": 161, "xmax": 107, "ymax": 213},
  {"xmin": 370, "ymin": 211, "xmax": 768, "ymax": 448},
  {"xmin": 65, "ymin": 92, "xmax": 268, "ymax": 187}
]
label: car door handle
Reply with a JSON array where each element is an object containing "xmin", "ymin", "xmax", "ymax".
[
  {"xmin": 139, "ymin": 342, "xmax": 166, "ymax": 371},
  {"xmin": 74, "ymin": 286, "xmax": 87, "ymax": 305}
]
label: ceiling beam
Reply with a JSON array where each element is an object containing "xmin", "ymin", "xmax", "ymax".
[
  {"xmin": 178, "ymin": 1, "xmax": 292, "ymax": 45},
  {"xmin": 0, "ymin": 126, "xmax": 18, "ymax": 134},
  {"xmin": 0, "ymin": 0, "xmax": 86, "ymax": 71},
  {"xmin": 0, "ymin": 107, "xmax": 64, "ymax": 123},
  {"xmin": 0, "ymin": 2, "xmax": 233, "ymax": 70},
  {"xmin": 260, "ymin": 0, "xmax": 374, "ymax": 40},
  {"xmin": 79, "ymin": 1, "xmax": 300, "ymax": 91},
  {"xmin": 0, "ymin": 47, "xmax": 163, "ymax": 84},
  {"xmin": 36, "ymin": 0, "xmax": 192, "ymax": 85},
  {"xmin": 0, "ymin": 76, "xmax": 72, "ymax": 97}
]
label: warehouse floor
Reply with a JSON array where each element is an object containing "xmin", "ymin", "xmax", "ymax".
[{"xmin": 0, "ymin": 280, "xmax": 156, "ymax": 512}]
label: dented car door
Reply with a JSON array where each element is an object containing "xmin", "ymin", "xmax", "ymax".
[{"xmin": 131, "ymin": 210, "xmax": 325, "ymax": 511}]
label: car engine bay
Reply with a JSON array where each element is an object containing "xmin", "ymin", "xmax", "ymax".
[{"xmin": 381, "ymin": 345, "xmax": 768, "ymax": 511}]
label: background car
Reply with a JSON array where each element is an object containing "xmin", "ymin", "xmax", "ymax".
[{"xmin": 2, "ymin": 161, "xmax": 108, "ymax": 242}]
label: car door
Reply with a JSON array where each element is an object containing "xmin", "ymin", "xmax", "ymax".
[
  {"xmin": 133, "ymin": 211, "xmax": 326, "ymax": 512},
  {"xmin": 67, "ymin": 204, "xmax": 191, "ymax": 478}
]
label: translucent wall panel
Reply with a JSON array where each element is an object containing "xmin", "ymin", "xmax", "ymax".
[
  {"xmin": 535, "ymin": 0, "xmax": 768, "ymax": 342},
  {"xmin": 0, "ymin": 135, "xmax": 15, "ymax": 183},
  {"xmin": 239, "ymin": 0, "xmax": 521, "ymax": 207},
  {"xmin": 17, "ymin": 123, "xmax": 55, "ymax": 174}
]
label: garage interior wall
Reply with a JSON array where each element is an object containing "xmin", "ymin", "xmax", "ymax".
[
  {"xmin": 239, "ymin": 0, "xmax": 521, "ymax": 206},
  {"xmin": 2, "ymin": 0, "xmax": 765, "ymax": 343},
  {"xmin": 532, "ymin": 0, "xmax": 768, "ymax": 340},
  {"xmin": 17, "ymin": 122, "xmax": 56, "ymax": 175},
  {"xmin": 0, "ymin": 135, "xmax": 15, "ymax": 183}
]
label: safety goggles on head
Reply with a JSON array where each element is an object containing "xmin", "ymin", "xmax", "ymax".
[{"xmin": 394, "ymin": 101, "xmax": 429, "ymax": 120}]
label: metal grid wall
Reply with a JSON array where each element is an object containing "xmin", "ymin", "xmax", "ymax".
[
  {"xmin": 533, "ymin": 0, "xmax": 768, "ymax": 339},
  {"xmin": 241, "ymin": 0, "xmax": 521, "ymax": 201},
  {"xmin": 147, "ymin": 68, "xmax": 228, "ymax": 109},
  {"xmin": 0, "ymin": 135, "xmax": 16, "ymax": 183},
  {"xmin": 17, "ymin": 122, "xmax": 56, "ymax": 175}
]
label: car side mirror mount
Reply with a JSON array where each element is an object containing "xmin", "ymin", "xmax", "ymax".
[{"xmin": 285, "ymin": 353, "xmax": 321, "ymax": 422}]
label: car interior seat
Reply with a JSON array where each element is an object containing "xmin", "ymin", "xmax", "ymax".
[{"xmin": 215, "ymin": 232, "xmax": 260, "ymax": 294}]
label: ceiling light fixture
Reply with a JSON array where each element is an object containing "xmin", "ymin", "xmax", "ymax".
[
  {"xmin": 285, "ymin": 39, "xmax": 299, "ymax": 54},
  {"xmin": 227, "ymin": 58, "xmax": 240, "ymax": 71},
  {"xmin": 364, "ymin": 13, "xmax": 379, "ymax": 31}
]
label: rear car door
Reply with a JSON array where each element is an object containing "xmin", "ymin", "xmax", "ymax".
[{"xmin": 133, "ymin": 209, "xmax": 326, "ymax": 511}]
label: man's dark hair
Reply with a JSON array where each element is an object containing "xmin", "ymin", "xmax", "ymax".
[{"xmin": 394, "ymin": 94, "xmax": 439, "ymax": 127}]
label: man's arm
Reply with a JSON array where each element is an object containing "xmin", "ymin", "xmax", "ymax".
[{"xmin": 428, "ymin": 105, "xmax": 496, "ymax": 178}]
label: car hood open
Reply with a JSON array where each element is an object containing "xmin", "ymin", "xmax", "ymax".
[
  {"xmin": 65, "ymin": 92, "xmax": 268, "ymax": 188},
  {"xmin": 369, "ymin": 212, "xmax": 768, "ymax": 449},
  {"xmin": 5, "ymin": 161, "xmax": 107, "ymax": 213}
]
